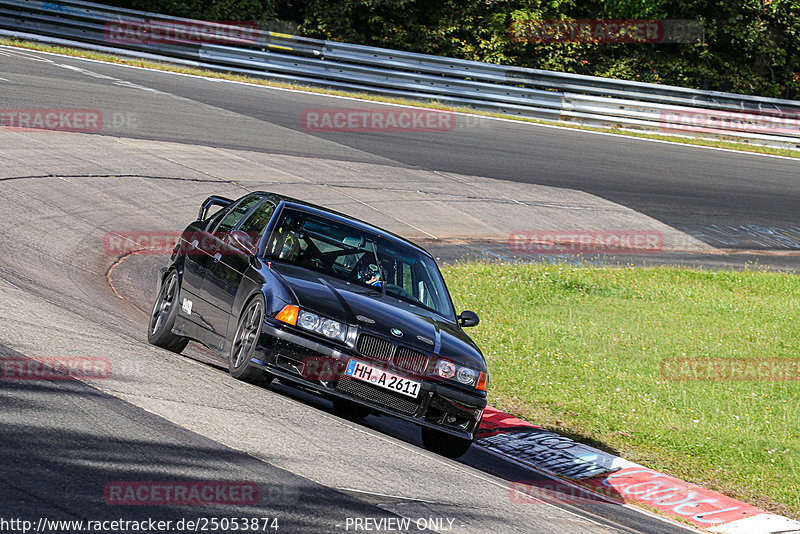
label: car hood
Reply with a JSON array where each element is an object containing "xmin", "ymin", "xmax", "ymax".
[{"xmin": 271, "ymin": 263, "xmax": 485, "ymax": 371}]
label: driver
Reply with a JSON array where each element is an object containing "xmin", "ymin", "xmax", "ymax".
[
  {"xmin": 269, "ymin": 216, "xmax": 302, "ymax": 261},
  {"xmin": 360, "ymin": 263, "xmax": 382, "ymax": 287}
]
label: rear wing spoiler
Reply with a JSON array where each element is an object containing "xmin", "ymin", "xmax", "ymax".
[{"xmin": 198, "ymin": 195, "xmax": 234, "ymax": 221}]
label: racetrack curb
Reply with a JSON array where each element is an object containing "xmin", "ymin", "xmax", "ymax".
[{"xmin": 475, "ymin": 407, "xmax": 800, "ymax": 533}]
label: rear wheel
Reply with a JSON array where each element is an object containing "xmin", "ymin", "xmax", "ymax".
[
  {"xmin": 147, "ymin": 270, "xmax": 189, "ymax": 353},
  {"xmin": 229, "ymin": 296, "xmax": 273, "ymax": 386},
  {"xmin": 332, "ymin": 398, "xmax": 371, "ymax": 419},
  {"xmin": 421, "ymin": 427, "xmax": 473, "ymax": 458}
]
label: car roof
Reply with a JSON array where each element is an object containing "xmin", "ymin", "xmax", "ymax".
[{"xmin": 258, "ymin": 191, "xmax": 434, "ymax": 258}]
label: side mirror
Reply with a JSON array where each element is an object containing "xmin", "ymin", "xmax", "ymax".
[
  {"xmin": 458, "ymin": 310, "xmax": 480, "ymax": 327},
  {"xmin": 228, "ymin": 230, "xmax": 257, "ymax": 256}
]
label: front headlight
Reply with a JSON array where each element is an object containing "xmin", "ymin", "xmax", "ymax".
[
  {"xmin": 433, "ymin": 359, "xmax": 456, "ymax": 379},
  {"xmin": 297, "ymin": 310, "xmax": 347, "ymax": 342},
  {"xmin": 456, "ymin": 366, "xmax": 477, "ymax": 385},
  {"xmin": 433, "ymin": 358, "xmax": 487, "ymax": 391},
  {"xmin": 321, "ymin": 319, "xmax": 343, "ymax": 339},
  {"xmin": 298, "ymin": 310, "xmax": 320, "ymax": 330}
]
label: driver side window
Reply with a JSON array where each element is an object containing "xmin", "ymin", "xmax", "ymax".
[{"xmin": 239, "ymin": 201, "xmax": 276, "ymax": 239}]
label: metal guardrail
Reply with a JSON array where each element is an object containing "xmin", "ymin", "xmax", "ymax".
[{"xmin": 1, "ymin": 0, "xmax": 800, "ymax": 148}]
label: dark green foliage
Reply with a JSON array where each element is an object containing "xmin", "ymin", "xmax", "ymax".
[{"xmin": 96, "ymin": 0, "xmax": 800, "ymax": 99}]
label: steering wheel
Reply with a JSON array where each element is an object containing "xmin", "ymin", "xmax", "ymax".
[{"xmin": 354, "ymin": 256, "xmax": 381, "ymax": 286}]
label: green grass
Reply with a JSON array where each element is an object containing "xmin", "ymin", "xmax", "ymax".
[
  {"xmin": 2, "ymin": 37, "xmax": 800, "ymax": 160},
  {"xmin": 443, "ymin": 262, "xmax": 800, "ymax": 519}
]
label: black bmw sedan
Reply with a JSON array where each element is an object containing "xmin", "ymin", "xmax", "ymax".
[{"xmin": 148, "ymin": 191, "xmax": 487, "ymax": 458}]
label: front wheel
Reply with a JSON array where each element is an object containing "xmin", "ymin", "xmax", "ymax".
[
  {"xmin": 229, "ymin": 296, "xmax": 272, "ymax": 386},
  {"xmin": 421, "ymin": 427, "xmax": 473, "ymax": 458},
  {"xmin": 147, "ymin": 270, "xmax": 189, "ymax": 353}
]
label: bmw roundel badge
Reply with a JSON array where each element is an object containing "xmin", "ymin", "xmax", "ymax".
[{"xmin": 390, "ymin": 328, "xmax": 403, "ymax": 337}]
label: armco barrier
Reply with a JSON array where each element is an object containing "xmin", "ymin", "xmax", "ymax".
[{"xmin": 1, "ymin": 0, "xmax": 799, "ymax": 148}]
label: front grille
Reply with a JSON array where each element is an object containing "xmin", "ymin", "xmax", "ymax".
[
  {"xmin": 357, "ymin": 334, "xmax": 393, "ymax": 362},
  {"xmin": 336, "ymin": 377, "xmax": 419, "ymax": 414},
  {"xmin": 393, "ymin": 346, "xmax": 429, "ymax": 373}
]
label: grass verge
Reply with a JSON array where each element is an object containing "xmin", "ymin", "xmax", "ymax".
[
  {"xmin": 1, "ymin": 37, "xmax": 799, "ymax": 159},
  {"xmin": 442, "ymin": 262, "xmax": 800, "ymax": 519}
]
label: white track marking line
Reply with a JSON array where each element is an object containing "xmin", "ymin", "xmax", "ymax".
[{"xmin": 0, "ymin": 47, "xmax": 55, "ymax": 61}]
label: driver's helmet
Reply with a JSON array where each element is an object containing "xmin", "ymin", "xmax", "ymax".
[
  {"xmin": 357, "ymin": 262, "xmax": 382, "ymax": 287},
  {"xmin": 278, "ymin": 232, "xmax": 299, "ymax": 260},
  {"xmin": 269, "ymin": 219, "xmax": 301, "ymax": 260}
]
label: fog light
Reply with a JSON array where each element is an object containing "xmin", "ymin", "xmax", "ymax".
[{"xmin": 446, "ymin": 414, "xmax": 457, "ymax": 424}]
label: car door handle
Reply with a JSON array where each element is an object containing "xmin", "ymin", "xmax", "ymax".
[{"xmin": 213, "ymin": 253, "xmax": 222, "ymax": 262}]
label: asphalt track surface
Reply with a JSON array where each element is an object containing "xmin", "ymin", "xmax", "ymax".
[
  {"xmin": 3, "ymin": 46, "xmax": 799, "ymax": 232},
  {"xmin": 0, "ymin": 45, "xmax": 795, "ymax": 533}
]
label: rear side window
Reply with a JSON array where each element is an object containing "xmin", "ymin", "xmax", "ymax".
[
  {"xmin": 213, "ymin": 195, "xmax": 262, "ymax": 235},
  {"xmin": 204, "ymin": 206, "xmax": 228, "ymax": 231}
]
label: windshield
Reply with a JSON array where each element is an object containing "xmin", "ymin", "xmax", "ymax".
[{"xmin": 265, "ymin": 208, "xmax": 455, "ymax": 319}]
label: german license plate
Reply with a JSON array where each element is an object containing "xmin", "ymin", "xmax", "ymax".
[{"xmin": 345, "ymin": 360, "xmax": 421, "ymax": 399}]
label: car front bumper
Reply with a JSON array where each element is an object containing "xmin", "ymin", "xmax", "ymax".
[{"xmin": 252, "ymin": 321, "xmax": 487, "ymax": 440}]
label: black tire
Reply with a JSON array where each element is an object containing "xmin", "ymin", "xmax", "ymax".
[
  {"xmin": 421, "ymin": 427, "xmax": 473, "ymax": 458},
  {"xmin": 147, "ymin": 270, "xmax": 190, "ymax": 353},
  {"xmin": 229, "ymin": 296, "xmax": 273, "ymax": 386},
  {"xmin": 332, "ymin": 398, "xmax": 371, "ymax": 419}
]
